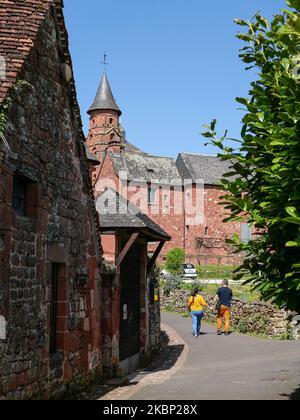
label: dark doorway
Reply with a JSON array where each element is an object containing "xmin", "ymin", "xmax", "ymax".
[{"xmin": 119, "ymin": 242, "xmax": 141, "ymax": 361}]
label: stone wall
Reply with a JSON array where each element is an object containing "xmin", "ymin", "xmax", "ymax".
[
  {"xmin": 161, "ymin": 289, "xmax": 291, "ymax": 338},
  {"xmin": 0, "ymin": 8, "xmax": 102, "ymax": 399},
  {"xmin": 148, "ymin": 270, "xmax": 161, "ymax": 355},
  {"xmin": 184, "ymin": 185, "xmax": 243, "ymax": 266}
]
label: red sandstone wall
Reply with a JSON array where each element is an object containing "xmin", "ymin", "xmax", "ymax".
[
  {"xmin": 93, "ymin": 152, "xmax": 120, "ymax": 199},
  {"xmin": 93, "ymin": 152, "xmax": 242, "ymax": 266},
  {"xmin": 184, "ymin": 185, "xmax": 242, "ymax": 265}
]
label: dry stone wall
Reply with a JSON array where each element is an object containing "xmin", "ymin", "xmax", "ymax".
[{"xmin": 161, "ymin": 289, "xmax": 292, "ymax": 338}]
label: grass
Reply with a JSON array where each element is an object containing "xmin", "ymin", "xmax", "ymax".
[
  {"xmin": 196, "ymin": 264, "xmax": 239, "ymax": 279},
  {"xmin": 158, "ymin": 263, "xmax": 242, "ymax": 280}
]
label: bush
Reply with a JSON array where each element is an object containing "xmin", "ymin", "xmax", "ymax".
[
  {"xmin": 162, "ymin": 275, "xmax": 183, "ymax": 296},
  {"xmin": 165, "ymin": 248, "xmax": 185, "ymax": 275}
]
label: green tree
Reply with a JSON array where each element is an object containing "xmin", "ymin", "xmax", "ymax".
[
  {"xmin": 202, "ymin": 0, "xmax": 300, "ymax": 313},
  {"xmin": 165, "ymin": 248, "xmax": 185, "ymax": 275}
]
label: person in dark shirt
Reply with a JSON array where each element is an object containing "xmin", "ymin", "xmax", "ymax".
[{"xmin": 213, "ymin": 279, "xmax": 233, "ymax": 336}]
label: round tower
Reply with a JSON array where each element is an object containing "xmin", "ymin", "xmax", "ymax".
[{"xmin": 87, "ymin": 72, "xmax": 123, "ymax": 161}]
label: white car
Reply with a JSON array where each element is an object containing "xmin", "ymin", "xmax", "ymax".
[
  {"xmin": 181, "ymin": 264, "xmax": 197, "ymax": 279},
  {"xmin": 160, "ymin": 269, "xmax": 172, "ymax": 279}
]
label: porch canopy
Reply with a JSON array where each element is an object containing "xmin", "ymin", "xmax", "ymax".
[{"xmin": 97, "ymin": 189, "xmax": 171, "ymax": 270}]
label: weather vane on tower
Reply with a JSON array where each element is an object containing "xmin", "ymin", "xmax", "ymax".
[{"xmin": 102, "ymin": 53, "xmax": 109, "ymax": 72}]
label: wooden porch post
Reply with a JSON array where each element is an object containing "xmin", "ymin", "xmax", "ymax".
[
  {"xmin": 116, "ymin": 232, "xmax": 139, "ymax": 268},
  {"xmin": 147, "ymin": 241, "xmax": 165, "ymax": 273}
]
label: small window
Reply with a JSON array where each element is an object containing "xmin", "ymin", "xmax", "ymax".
[
  {"xmin": 147, "ymin": 168, "xmax": 155, "ymax": 174},
  {"xmin": 148, "ymin": 187, "xmax": 156, "ymax": 204},
  {"xmin": 12, "ymin": 177, "xmax": 26, "ymax": 216},
  {"xmin": 109, "ymin": 118, "xmax": 113, "ymax": 124},
  {"xmin": 12, "ymin": 174, "xmax": 38, "ymax": 217},
  {"xmin": 241, "ymin": 223, "xmax": 252, "ymax": 243}
]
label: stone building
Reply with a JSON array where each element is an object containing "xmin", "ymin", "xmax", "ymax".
[
  {"xmin": 87, "ymin": 73, "xmax": 249, "ymax": 266},
  {"xmin": 98, "ymin": 189, "xmax": 169, "ymax": 375},
  {"xmin": 0, "ymin": 0, "xmax": 103, "ymax": 398},
  {"xmin": 0, "ymin": 0, "xmax": 167, "ymax": 399}
]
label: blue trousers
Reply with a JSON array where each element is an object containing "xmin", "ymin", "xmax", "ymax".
[{"xmin": 191, "ymin": 311, "xmax": 204, "ymax": 336}]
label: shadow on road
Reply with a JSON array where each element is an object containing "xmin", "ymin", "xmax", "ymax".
[
  {"xmin": 280, "ymin": 385, "xmax": 300, "ymax": 401},
  {"xmin": 66, "ymin": 330, "xmax": 185, "ymax": 400},
  {"xmin": 139, "ymin": 330, "xmax": 184, "ymax": 375},
  {"xmin": 288, "ymin": 385, "xmax": 300, "ymax": 400}
]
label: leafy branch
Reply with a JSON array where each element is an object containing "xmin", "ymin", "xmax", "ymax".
[{"xmin": 201, "ymin": 1, "xmax": 300, "ymax": 312}]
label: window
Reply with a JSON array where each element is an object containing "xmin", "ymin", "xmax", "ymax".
[
  {"xmin": 109, "ymin": 118, "xmax": 113, "ymax": 124},
  {"xmin": 12, "ymin": 177, "xmax": 26, "ymax": 216},
  {"xmin": 49, "ymin": 263, "xmax": 66, "ymax": 355},
  {"xmin": 148, "ymin": 187, "xmax": 156, "ymax": 204},
  {"xmin": 147, "ymin": 168, "xmax": 155, "ymax": 174},
  {"xmin": 92, "ymin": 147, "xmax": 98, "ymax": 158},
  {"xmin": 12, "ymin": 174, "xmax": 38, "ymax": 217},
  {"xmin": 241, "ymin": 223, "xmax": 252, "ymax": 243}
]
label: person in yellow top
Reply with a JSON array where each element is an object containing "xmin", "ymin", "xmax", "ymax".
[{"xmin": 188, "ymin": 288, "xmax": 208, "ymax": 339}]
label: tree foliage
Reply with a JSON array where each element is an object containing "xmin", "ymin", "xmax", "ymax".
[
  {"xmin": 202, "ymin": 0, "xmax": 300, "ymax": 312},
  {"xmin": 165, "ymin": 248, "xmax": 185, "ymax": 275}
]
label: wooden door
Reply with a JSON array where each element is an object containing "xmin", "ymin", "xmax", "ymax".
[{"xmin": 119, "ymin": 243, "xmax": 141, "ymax": 361}]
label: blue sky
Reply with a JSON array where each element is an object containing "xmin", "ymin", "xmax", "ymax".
[{"xmin": 64, "ymin": 0, "xmax": 286, "ymax": 158}]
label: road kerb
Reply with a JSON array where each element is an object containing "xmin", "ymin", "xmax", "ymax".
[{"xmin": 99, "ymin": 323, "xmax": 189, "ymax": 401}]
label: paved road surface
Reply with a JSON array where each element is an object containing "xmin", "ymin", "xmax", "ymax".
[{"xmin": 131, "ymin": 313, "xmax": 300, "ymax": 401}]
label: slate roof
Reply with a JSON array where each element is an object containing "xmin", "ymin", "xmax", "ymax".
[
  {"xmin": 123, "ymin": 141, "xmax": 143, "ymax": 154},
  {"xmin": 85, "ymin": 144, "xmax": 100, "ymax": 165},
  {"xmin": 110, "ymin": 151, "xmax": 181, "ymax": 183},
  {"xmin": 97, "ymin": 189, "xmax": 171, "ymax": 241},
  {"xmin": 176, "ymin": 153, "xmax": 233, "ymax": 185},
  {"xmin": 88, "ymin": 72, "xmax": 121, "ymax": 115}
]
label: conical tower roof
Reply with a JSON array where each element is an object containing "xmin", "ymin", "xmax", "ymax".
[{"xmin": 88, "ymin": 72, "xmax": 121, "ymax": 115}]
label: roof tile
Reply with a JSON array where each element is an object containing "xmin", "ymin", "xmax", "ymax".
[{"xmin": 0, "ymin": 0, "xmax": 55, "ymax": 104}]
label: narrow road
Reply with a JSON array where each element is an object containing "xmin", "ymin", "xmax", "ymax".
[{"xmin": 131, "ymin": 313, "xmax": 300, "ymax": 401}]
